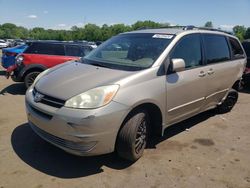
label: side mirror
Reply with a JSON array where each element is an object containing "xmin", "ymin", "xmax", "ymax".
[{"xmin": 171, "ymin": 58, "xmax": 185, "ymax": 72}]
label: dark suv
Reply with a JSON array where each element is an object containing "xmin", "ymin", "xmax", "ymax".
[
  {"xmin": 7, "ymin": 41, "xmax": 94, "ymax": 88},
  {"xmin": 242, "ymin": 40, "xmax": 250, "ymax": 87}
]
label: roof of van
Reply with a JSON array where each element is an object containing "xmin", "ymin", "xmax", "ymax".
[
  {"xmin": 126, "ymin": 28, "xmax": 184, "ymax": 35},
  {"xmin": 124, "ymin": 27, "xmax": 234, "ymax": 36}
]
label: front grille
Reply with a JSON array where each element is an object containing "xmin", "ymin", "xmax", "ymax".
[
  {"xmin": 30, "ymin": 123, "xmax": 96, "ymax": 152},
  {"xmin": 29, "ymin": 104, "xmax": 53, "ymax": 120},
  {"xmin": 33, "ymin": 88, "xmax": 65, "ymax": 108}
]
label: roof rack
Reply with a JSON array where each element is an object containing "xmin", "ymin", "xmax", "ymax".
[
  {"xmin": 137, "ymin": 25, "xmax": 233, "ymax": 35},
  {"xmin": 183, "ymin": 25, "xmax": 233, "ymax": 35}
]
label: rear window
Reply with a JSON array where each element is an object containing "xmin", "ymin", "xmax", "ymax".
[
  {"xmin": 25, "ymin": 43, "xmax": 65, "ymax": 56},
  {"xmin": 203, "ymin": 34, "xmax": 230, "ymax": 64},
  {"xmin": 65, "ymin": 45, "xmax": 84, "ymax": 57},
  {"xmin": 242, "ymin": 42, "xmax": 250, "ymax": 58},
  {"xmin": 229, "ymin": 37, "xmax": 244, "ymax": 59}
]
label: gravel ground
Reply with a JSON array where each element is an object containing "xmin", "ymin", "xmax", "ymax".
[{"xmin": 0, "ymin": 51, "xmax": 250, "ymax": 188}]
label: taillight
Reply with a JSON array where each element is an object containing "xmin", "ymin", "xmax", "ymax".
[
  {"xmin": 15, "ymin": 55, "xmax": 24, "ymax": 66},
  {"xmin": 6, "ymin": 52, "xmax": 17, "ymax": 56},
  {"xmin": 244, "ymin": 67, "xmax": 250, "ymax": 74}
]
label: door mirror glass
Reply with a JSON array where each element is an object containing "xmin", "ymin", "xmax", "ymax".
[{"xmin": 171, "ymin": 58, "xmax": 185, "ymax": 72}]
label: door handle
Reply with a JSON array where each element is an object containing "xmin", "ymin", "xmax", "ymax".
[
  {"xmin": 199, "ymin": 71, "xmax": 206, "ymax": 77},
  {"xmin": 207, "ymin": 68, "xmax": 214, "ymax": 75}
]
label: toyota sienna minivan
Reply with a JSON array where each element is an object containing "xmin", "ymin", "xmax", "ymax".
[{"xmin": 25, "ymin": 27, "xmax": 246, "ymax": 161}]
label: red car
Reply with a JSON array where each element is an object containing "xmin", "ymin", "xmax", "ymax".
[{"xmin": 7, "ymin": 41, "xmax": 94, "ymax": 88}]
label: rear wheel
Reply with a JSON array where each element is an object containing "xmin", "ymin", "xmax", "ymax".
[
  {"xmin": 24, "ymin": 71, "xmax": 41, "ymax": 89},
  {"xmin": 116, "ymin": 110, "xmax": 150, "ymax": 162},
  {"xmin": 217, "ymin": 89, "xmax": 238, "ymax": 114}
]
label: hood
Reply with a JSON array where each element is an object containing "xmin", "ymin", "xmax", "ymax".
[
  {"xmin": 35, "ymin": 62, "xmax": 134, "ymax": 100},
  {"xmin": 3, "ymin": 46, "xmax": 26, "ymax": 53}
]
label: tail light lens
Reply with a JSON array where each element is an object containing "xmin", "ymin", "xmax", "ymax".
[
  {"xmin": 244, "ymin": 67, "xmax": 250, "ymax": 74},
  {"xmin": 15, "ymin": 55, "xmax": 24, "ymax": 66}
]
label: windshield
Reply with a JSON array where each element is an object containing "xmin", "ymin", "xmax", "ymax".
[{"xmin": 83, "ymin": 33, "xmax": 173, "ymax": 71}]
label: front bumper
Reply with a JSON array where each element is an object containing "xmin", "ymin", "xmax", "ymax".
[
  {"xmin": 25, "ymin": 87, "xmax": 129, "ymax": 156},
  {"xmin": 1, "ymin": 55, "xmax": 15, "ymax": 69}
]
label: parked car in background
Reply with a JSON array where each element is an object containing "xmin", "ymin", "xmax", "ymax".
[
  {"xmin": 7, "ymin": 41, "xmax": 94, "ymax": 88},
  {"xmin": 25, "ymin": 27, "xmax": 246, "ymax": 162},
  {"xmin": 88, "ymin": 41, "xmax": 98, "ymax": 48},
  {"xmin": 14, "ymin": 39, "xmax": 25, "ymax": 46},
  {"xmin": 0, "ymin": 40, "xmax": 8, "ymax": 49},
  {"xmin": 242, "ymin": 40, "xmax": 250, "ymax": 87},
  {"xmin": 1, "ymin": 44, "xmax": 28, "ymax": 69}
]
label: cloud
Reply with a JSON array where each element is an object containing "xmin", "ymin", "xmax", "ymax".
[
  {"xmin": 28, "ymin": 15, "xmax": 37, "ymax": 19},
  {"xmin": 57, "ymin": 23, "xmax": 67, "ymax": 27},
  {"xmin": 43, "ymin": 10, "xmax": 48, "ymax": 14},
  {"xmin": 220, "ymin": 24, "xmax": 235, "ymax": 30},
  {"xmin": 75, "ymin": 22, "xmax": 84, "ymax": 27}
]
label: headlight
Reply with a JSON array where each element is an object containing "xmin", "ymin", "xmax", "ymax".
[
  {"xmin": 31, "ymin": 68, "xmax": 51, "ymax": 87},
  {"xmin": 15, "ymin": 55, "xmax": 24, "ymax": 66},
  {"xmin": 65, "ymin": 85, "xmax": 119, "ymax": 109}
]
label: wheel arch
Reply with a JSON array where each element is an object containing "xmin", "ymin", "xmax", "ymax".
[
  {"xmin": 21, "ymin": 64, "xmax": 47, "ymax": 79},
  {"xmin": 118, "ymin": 102, "xmax": 164, "ymax": 140}
]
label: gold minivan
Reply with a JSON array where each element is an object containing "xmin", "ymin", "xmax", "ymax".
[{"xmin": 26, "ymin": 27, "xmax": 246, "ymax": 161}]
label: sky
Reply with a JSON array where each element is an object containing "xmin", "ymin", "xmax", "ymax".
[{"xmin": 0, "ymin": 0, "xmax": 250, "ymax": 30}]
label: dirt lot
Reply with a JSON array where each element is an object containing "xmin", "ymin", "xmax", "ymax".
[{"xmin": 0, "ymin": 51, "xmax": 250, "ymax": 188}]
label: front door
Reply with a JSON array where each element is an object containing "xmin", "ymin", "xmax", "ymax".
[{"xmin": 165, "ymin": 33, "xmax": 207, "ymax": 125}]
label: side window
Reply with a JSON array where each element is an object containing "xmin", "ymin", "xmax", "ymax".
[
  {"xmin": 229, "ymin": 37, "xmax": 244, "ymax": 59},
  {"xmin": 25, "ymin": 43, "xmax": 65, "ymax": 56},
  {"xmin": 43, "ymin": 44, "xmax": 65, "ymax": 56},
  {"xmin": 203, "ymin": 34, "xmax": 230, "ymax": 64},
  {"xmin": 25, "ymin": 43, "xmax": 41, "ymax": 54},
  {"xmin": 65, "ymin": 45, "xmax": 83, "ymax": 57},
  {"xmin": 170, "ymin": 34, "xmax": 202, "ymax": 69}
]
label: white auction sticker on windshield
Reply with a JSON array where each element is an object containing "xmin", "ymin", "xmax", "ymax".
[{"xmin": 152, "ymin": 34, "xmax": 173, "ymax": 39}]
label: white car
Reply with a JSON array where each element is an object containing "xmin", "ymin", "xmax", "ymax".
[{"xmin": 0, "ymin": 40, "xmax": 8, "ymax": 48}]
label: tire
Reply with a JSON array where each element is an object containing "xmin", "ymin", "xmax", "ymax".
[
  {"xmin": 217, "ymin": 89, "xmax": 238, "ymax": 114},
  {"xmin": 24, "ymin": 71, "xmax": 41, "ymax": 89},
  {"xmin": 116, "ymin": 110, "xmax": 150, "ymax": 162},
  {"xmin": 232, "ymin": 80, "xmax": 244, "ymax": 91}
]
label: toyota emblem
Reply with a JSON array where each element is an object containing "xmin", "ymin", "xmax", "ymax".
[{"xmin": 34, "ymin": 92, "xmax": 44, "ymax": 103}]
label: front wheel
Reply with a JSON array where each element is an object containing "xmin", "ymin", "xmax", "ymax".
[
  {"xmin": 116, "ymin": 110, "xmax": 150, "ymax": 162},
  {"xmin": 24, "ymin": 71, "xmax": 41, "ymax": 89},
  {"xmin": 217, "ymin": 89, "xmax": 238, "ymax": 114}
]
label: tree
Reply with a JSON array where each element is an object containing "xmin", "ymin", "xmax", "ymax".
[
  {"xmin": 83, "ymin": 24, "xmax": 102, "ymax": 41},
  {"xmin": 132, "ymin": 20, "xmax": 162, "ymax": 30},
  {"xmin": 204, "ymin": 21, "xmax": 213, "ymax": 28},
  {"xmin": 233, "ymin": 25, "xmax": 246, "ymax": 41},
  {"xmin": 244, "ymin": 27, "xmax": 250, "ymax": 39}
]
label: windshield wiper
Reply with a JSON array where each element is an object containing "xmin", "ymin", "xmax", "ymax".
[
  {"xmin": 89, "ymin": 62, "xmax": 109, "ymax": 68},
  {"xmin": 81, "ymin": 58, "xmax": 110, "ymax": 68}
]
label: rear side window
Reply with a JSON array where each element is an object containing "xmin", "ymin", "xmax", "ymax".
[
  {"xmin": 229, "ymin": 37, "xmax": 244, "ymax": 59},
  {"xmin": 170, "ymin": 34, "xmax": 202, "ymax": 69},
  {"xmin": 65, "ymin": 45, "xmax": 84, "ymax": 57},
  {"xmin": 203, "ymin": 34, "xmax": 230, "ymax": 64},
  {"xmin": 25, "ymin": 43, "xmax": 65, "ymax": 56}
]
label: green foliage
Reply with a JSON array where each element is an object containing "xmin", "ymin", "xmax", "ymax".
[
  {"xmin": 204, "ymin": 21, "xmax": 213, "ymax": 28},
  {"xmin": 245, "ymin": 28, "xmax": 250, "ymax": 39},
  {"xmin": 131, "ymin": 20, "xmax": 164, "ymax": 30},
  {"xmin": 233, "ymin": 25, "xmax": 246, "ymax": 41},
  {"xmin": 0, "ymin": 21, "xmax": 249, "ymax": 41}
]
